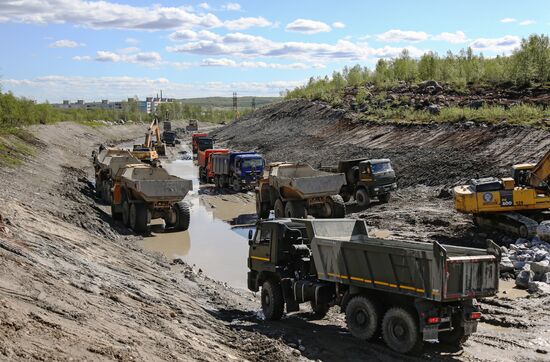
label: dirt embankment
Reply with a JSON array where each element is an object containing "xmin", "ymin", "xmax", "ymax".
[{"xmin": 0, "ymin": 122, "xmax": 297, "ymax": 361}]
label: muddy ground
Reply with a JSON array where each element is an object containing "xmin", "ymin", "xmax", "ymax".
[{"xmin": 0, "ymin": 118, "xmax": 549, "ymax": 361}]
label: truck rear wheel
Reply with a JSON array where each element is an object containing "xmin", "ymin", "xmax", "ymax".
[
  {"xmin": 256, "ymin": 196, "xmax": 270, "ymax": 219},
  {"xmin": 310, "ymin": 300, "xmax": 330, "ymax": 320},
  {"xmin": 261, "ymin": 280, "xmax": 284, "ymax": 320},
  {"xmin": 274, "ymin": 199, "xmax": 285, "ymax": 218},
  {"xmin": 95, "ymin": 176, "xmax": 103, "ymax": 198},
  {"xmin": 102, "ymin": 180, "xmax": 112, "ymax": 204},
  {"xmin": 284, "ymin": 201, "xmax": 307, "ymax": 218},
  {"xmin": 345, "ymin": 296, "xmax": 380, "ymax": 341},
  {"xmin": 173, "ymin": 201, "xmax": 191, "ymax": 231},
  {"xmin": 232, "ymin": 178, "xmax": 241, "ymax": 192},
  {"xmin": 379, "ymin": 193, "xmax": 391, "ymax": 204},
  {"xmin": 129, "ymin": 203, "xmax": 148, "ymax": 233},
  {"xmin": 329, "ymin": 195, "xmax": 346, "ymax": 218},
  {"xmin": 439, "ymin": 313, "xmax": 469, "ymax": 346},
  {"xmin": 355, "ymin": 188, "xmax": 370, "ymax": 208},
  {"xmin": 111, "ymin": 203, "xmax": 122, "ymax": 221},
  {"xmin": 382, "ymin": 307, "xmax": 423, "ymax": 355},
  {"xmin": 122, "ymin": 200, "xmax": 130, "ymax": 227}
]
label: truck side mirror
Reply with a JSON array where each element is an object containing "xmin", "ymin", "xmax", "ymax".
[{"xmin": 248, "ymin": 229, "xmax": 253, "ymax": 240}]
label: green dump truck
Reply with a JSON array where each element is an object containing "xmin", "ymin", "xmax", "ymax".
[{"xmin": 247, "ymin": 219, "xmax": 500, "ymax": 355}]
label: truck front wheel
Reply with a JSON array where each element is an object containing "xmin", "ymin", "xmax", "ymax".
[
  {"xmin": 355, "ymin": 189, "xmax": 370, "ymax": 208},
  {"xmin": 382, "ymin": 307, "xmax": 423, "ymax": 355},
  {"xmin": 329, "ymin": 195, "xmax": 346, "ymax": 218},
  {"xmin": 379, "ymin": 193, "xmax": 391, "ymax": 204},
  {"xmin": 256, "ymin": 196, "xmax": 270, "ymax": 219},
  {"xmin": 122, "ymin": 200, "xmax": 130, "ymax": 227},
  {"xmin": 310, "ymin": 300, "xmax": 330, "ymax": 320},
  {"xmin": 345, "ymin": 296, "xmax": 380, "ymax": 341},
  {"xmin": 261, "ymin": 280, "xmax": 284, "ymax": 320},
  {"xmin": 232, "ymin": 178, "xmax": 242, "ymax": 192},
  {"xmin": 273, "ymin": 199, "xmax": 285, "ymax": 218}
]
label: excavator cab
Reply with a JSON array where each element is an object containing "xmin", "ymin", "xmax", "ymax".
[{"xmin": 512, "ymin": 163, "xmax": 535, "ymax": 187}]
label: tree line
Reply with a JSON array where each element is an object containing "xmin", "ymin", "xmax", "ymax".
[{"xmin": 286, "ymin": 34, "xmax": 550, "ymax": 102}]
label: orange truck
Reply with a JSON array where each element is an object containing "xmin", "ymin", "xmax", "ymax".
[
  {"xmin": 198, "ymin": 149, "xmax": 229, "ymax": 183},
  {"xmin": 192, "ymin": 133, "xmax": 213, "ymax": 155}
]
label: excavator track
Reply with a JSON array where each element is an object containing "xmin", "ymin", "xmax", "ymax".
[{"xmin": 473, "ymin": 212, "xmax": 539, "ymax": 239}]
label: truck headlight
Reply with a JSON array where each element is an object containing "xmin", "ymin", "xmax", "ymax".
[{"xmin": 374, "ymin": 187, "xmax": 379, "ymax": 192}]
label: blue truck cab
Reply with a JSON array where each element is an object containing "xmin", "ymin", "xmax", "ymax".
[{"xmin": 212, "ymin": 151, "xmax": 265, "ymax": 191}]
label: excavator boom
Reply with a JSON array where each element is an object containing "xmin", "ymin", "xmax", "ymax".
[{"xmin": 529, "ymin": 149, "xmax": 550, "ymax": 187}]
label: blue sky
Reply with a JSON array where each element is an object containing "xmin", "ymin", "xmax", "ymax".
[{"xmin": 0, "ymin": 0, "xmax": 548, "ymax": 102}]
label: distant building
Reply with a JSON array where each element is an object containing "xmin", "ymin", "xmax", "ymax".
[{"xmin": 52, "ymin": 91, "xmax": 175, "ymax": 114}]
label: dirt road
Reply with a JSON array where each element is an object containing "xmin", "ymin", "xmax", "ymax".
[{"xmin": 1, "ymin": 120, "xmax": 549, "ymax": 361}]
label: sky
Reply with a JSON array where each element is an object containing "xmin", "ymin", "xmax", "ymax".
[{"xmin": 0, "ymin": 0, "xmax": 548, "ymax": 103}]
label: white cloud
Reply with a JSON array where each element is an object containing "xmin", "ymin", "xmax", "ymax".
[
  {"xmin": 95, "ymin": 51, "xmax": 121, "ymax": 62},
  {"xmin": 432, "ymin": 31, "xmax": 468, "ymax": 44},
  {"xmin": 49, "ymin": 39, "xmax": 84, "ymax": 48},
  {"xmin": 198, "ymin": 2, "xmax": 210, "ymax": 10},
  {"xmin": 200, "ymin": 58, "xmax": 322, "ymax": 69},
  {"xmin": 332, "ymin": 21, "xmax": 345, "ymax": 29},
  {"xmin": 500, "ymin": 17, "xmax": 517, "ymax": 23},
  {"xmin": 125, "ymin": 37, "xmax": 139, "ymax": 45},
  {"xmin": 0, "ymin": 0, "xmax": 269, "ymax": 31},
  {"xmin": 117, "ymin": 47, "xmax": 140, "ymax": 54},
  {"xmin": 72, "ymin": 55, "xmax": 92, "ymax": 61},
  {"xmin": 169, "ymin": 29, "xmax": 198, "ymax": 41},
  {"xmin": 223, "ymin": 16, "xmax": 272, "ymax": 30},
  {"xmin": 285, "ymin": 19, "xmax": 331, "ymax": 34},
  {"xmin": 369, "ymin": 46, "xmax": 426, "ymax": 59},
  {"xmin": 469, "ymin": 35, "xmax": 521, "ymax": 53},
  {"xmin": 519, "ymin": 19, "xmax": 536, "ymax": 26},
  {"xmin": 222, "ymin": 3, "xmax": 241, "ymax": 11},
  {"xmin": 376, "ymin": 29, "xmax": 429, "ymax": 43},
  {"xmin": 1, "ymin": 75, "xmax": 302, "ymax": 102}
]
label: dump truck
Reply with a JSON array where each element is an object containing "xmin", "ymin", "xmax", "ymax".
[
  {"xmin": 93, "ymin": 147, "xmax": 141, "ymax": 204},
  {"xmin": 247, "ymin": 218, "xmax": 500, "ymax": 355},
  {"xmin": 320, "ymin": 158, "xmax": 397, "ymax": 206},
  {"xmin": 111, "ymin": 164, "xmax": 193, "ymax": 233},
  {"xmin": 186, "ymin": 119, "xmax": 198, "ymax": 132},
  {"xmin": 161, "ymin": 130, "xmax": 178, "ymax": 147},
  {"xmin": 255, "ymin": 162, "xmax": 346, "ymax": 219},
  {"xmin": 192, "ymin": 133, "xmax": 213, "ymax": 155},
  {"xmin": 211, "ymin": 151, "xmax": 265, "ymax": 191},
  {"xmin": 454, "ymin": 148, "xmax": 550, "ymax": 238},
  {"xmin": 197, "ymin": 148, "xmax": 229, "ymax": 183}
]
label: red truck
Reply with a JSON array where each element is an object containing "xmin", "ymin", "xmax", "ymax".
[
  {"xmin": 198, "ymin": 149, "xmax": 229, "ymax": 183},
  {"xmin": 191, "ymin": 133, "xmax": 213, "ymax": 156}
]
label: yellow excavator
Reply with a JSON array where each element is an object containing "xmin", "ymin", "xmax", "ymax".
[
  {"xmin": 131, "ymin": 117, "xmax": 166, "ymax": 162},
  {"xmin": 454, "ymin": 149, "xmax": 550, "ymax": 238}
]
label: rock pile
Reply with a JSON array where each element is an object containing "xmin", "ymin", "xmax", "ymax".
[{"xmin": 500, "ymin": 236, "xmax": 550, "ymax": 295}]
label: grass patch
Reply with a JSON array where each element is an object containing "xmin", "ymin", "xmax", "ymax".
[
  {"xmin": 0, "ymin": 128, "xmax": 38, "ymax": 167},
  {"xmin": 359, "ymin": 104, "xmax": 550, "ymax": 126}
]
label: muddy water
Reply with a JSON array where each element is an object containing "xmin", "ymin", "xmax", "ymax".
[{"xmin": 137, "ymin": 147, "xmax": 253, "ymax": 290}]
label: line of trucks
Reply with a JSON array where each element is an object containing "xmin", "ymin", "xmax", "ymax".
[{"xmin": 92, "ymin": 118, "xmax": 193, "ymax": 233}]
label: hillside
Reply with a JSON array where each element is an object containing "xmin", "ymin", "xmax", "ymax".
[{"xmin": 178, "ymin": 96, "xmax": 281, "ymax": 110}]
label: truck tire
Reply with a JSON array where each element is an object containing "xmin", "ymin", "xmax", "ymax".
[
  {"xmin": 199, "ymin": 167, "xmax": 206, "ymax": 183},
  {"xmin": 345, "ymin": 296, "xmax": 380, "ymax": 341},
  {"xmin": 256, "ymin": 196, "xmax": 270, "ymax": 219},
  {"xmin": 129, "ymin": 203, "xmax": 148, "ymax": 233},
  {"xmin": 232, "ymin": 178, "xmax": 241, "ymax": 192},
  {"xmin": 173, "ymin": 201, "xmax": 191, "ymax": 231},
  {"xmin": 310, "ymin": 300, "xmax": 330, "ymax": 320},
  {"xmin": 284, "ymin": 201, "xmax": 307, "ymax": 218},
  {"xmin": 261, "ymin": 280, "xmax": 284, "ymax": 320},
  {"xmin": 379, "ymin": 193, "xmax": 391, "ymax": 204},
  {"xmin": 274, "ymin": 199, "xmax": 285, "ymax": 218},
  {"xmin": 95, "ymin": 176, "xmax": 103, "ymax": 198},
  {"xmin": 382, "ymin": 307, "xmax": 423, "ymax": 355},
  {"xmin": 122, "ymin": 200, "xmax": 130, "ymax": 227},
  {"xmin": 355, "ymin": 188, "xmax": 370, "ymax": 208},
  {"xmin": 111, "ymin": 203, "xmax": 122, "ymax": 221},
  {"xmin": 103, "ymin": 180, "xmax": 112, "ymax": 204},
  {"xmin": 439, "ymin": 313, "xmax": 469, "ymax": 346},
  {"xmin": 329, "ymin": 195, "xmax": 346, "ymax": 218}
]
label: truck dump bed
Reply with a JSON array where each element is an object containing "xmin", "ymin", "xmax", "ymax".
[
  {"xmin": 270, "ymin": 163, "xmax": 346, "ymax": 199},
  {"xmin": 299, "ymin": 219, "xmax": 500, "ymax": 302},
  {"xmin": 120, "ymin": 165, "xmax": 192, "ymax": 202},
  {"xmin": 102, "ymin": 153, "xmax": 141, "ymax": 175}
]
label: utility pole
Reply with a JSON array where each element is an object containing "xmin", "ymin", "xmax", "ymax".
[
  {"xmin": 232, "ymin": 92, "xmax": 239, "ymax": 121},
  {"xmin": 251, "ymin": 97, "xmax": 256, "ymax": 111}
]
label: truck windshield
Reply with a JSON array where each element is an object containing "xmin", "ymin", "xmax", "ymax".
[
  {"xmin": 371, "ymin": 162, "xmax": 392, "ymax": 174},
  {"xmin": 242, "ymin": 158, "xmax": 264, "ymax": 168},
  {"xmin": 164, "ymin": 133, "xmax": 176, "ymax": 141},
  {"xmin": 199, "ymin": 139, "xmax": 213, "ymax": 150}
]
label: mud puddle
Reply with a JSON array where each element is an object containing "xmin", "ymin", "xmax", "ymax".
[{"xmin": 137, "ymin": 148, "xmax": 254, "ymax": 290}]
